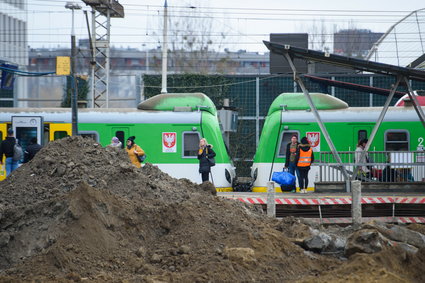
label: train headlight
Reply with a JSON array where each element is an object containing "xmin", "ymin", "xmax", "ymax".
[{"xmin": 225, "ymin": 169, "xmax": 231, "ymax": 184}]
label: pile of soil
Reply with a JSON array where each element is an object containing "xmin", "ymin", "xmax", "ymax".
[{"xmin": 0, "ymin": 136, "xmax": 424, "ymax": 282}]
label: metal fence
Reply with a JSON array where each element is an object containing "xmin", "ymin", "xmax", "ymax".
[{"xmin": 317, "ymin": 151, "xmax": 425, "ymax": 183}]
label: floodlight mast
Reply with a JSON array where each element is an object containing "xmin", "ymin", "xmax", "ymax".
[{"xmin": 65, "ymin": 2, "xmax": 82, "ymax": 136}]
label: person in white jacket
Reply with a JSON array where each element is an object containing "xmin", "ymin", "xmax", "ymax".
[{"xmin": 355, "ymin": 138, "xmax": 370, "ymax": 178}]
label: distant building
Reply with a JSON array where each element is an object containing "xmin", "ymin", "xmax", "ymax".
[
  {"xmin": 269, "ymin": 33, "xmax": 354, "ymax": 74},
  {"xmin": 26, "ymin": 41, "xmax": 269, "ymax": 107},
  {"xmin": 0, "ymin": 0, "xmax": 28, "ymax": 107},
  {"xmin": 333, "ymin": 29, "xmax": 383, "ymax": 58}
]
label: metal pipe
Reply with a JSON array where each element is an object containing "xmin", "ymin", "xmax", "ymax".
[
  {"xmin": 403, "ymin": 77, "xmax": 425, "ymax": 128},
  {"xmin": 284, "ymin": 53, "xmax": 350, "ymax": 185},
  {"xmin": 161, "ymin": 0, "xmax": 168, "ymax": 94},
  {"xmin": 353, "ymin": 76, "xmax": 402, "ymax": 180}
]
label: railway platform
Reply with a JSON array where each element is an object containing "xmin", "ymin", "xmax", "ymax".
[{"xmin": 217, "ymin": 191, "xmax": 425, "ymax": 224}]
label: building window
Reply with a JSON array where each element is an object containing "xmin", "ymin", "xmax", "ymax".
[
  {"xmin": 278, "ymin": 131, "xmax": 300, "ymax": 158},
  {"xmin": 183, "ymin": 132, "xmax": 200, "ymax": 157},
  {"xmin": 385, "ymin": 130, "xmax": 409, "ymax": 151}
]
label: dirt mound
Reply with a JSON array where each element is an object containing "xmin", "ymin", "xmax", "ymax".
[
  {"xmin": 0, "ymin": 136, "xmax": 336, "ymax": 282},
  {"xmin": 1, "ymin": 136, "xmax": 425, "ymax": 282}
]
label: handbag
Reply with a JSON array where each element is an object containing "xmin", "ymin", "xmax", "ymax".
[
  {"xmin": 272, "ymin": 170, "xmax": 295, "ymax": 185},
  {"xmin": 207, "ymin": 157, "xmax": 216, "ymax": 167},
  {"xmin": 137, "ymin": 154, "xmax": 146, "ymax": 163}
]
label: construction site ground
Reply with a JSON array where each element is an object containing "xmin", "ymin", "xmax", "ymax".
[{"xmin": 0, "ymin": 136, "xmax": 424, "ymax": 282}]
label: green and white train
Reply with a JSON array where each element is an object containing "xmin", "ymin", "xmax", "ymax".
[
  {"xmin": 0, "ymin": 93, "xmax": 236, "ymax": 190},
  {"xmin": 251, "ymin": 92, "xmax": 425, "ymax": 192}
]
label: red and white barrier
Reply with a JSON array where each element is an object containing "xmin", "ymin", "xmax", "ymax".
[
  {"xmin": 225, "ymin": 196, "xmax": 425, "ymax": 205},
  {"xmin": 303, "ymin": 217, "xmax": 425, "ymax": 224}
]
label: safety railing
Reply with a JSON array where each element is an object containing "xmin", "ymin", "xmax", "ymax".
[{"xmin": 316, "ymin": 151, "xmax": 425, "ymax": 183}]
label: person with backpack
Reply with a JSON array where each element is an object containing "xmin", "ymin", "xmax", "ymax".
[
  {"xmin": 24, "ymin": 137, "xmax": 42, "ymax": 163},
  {"xmin": 197, "ymin": 138, "xmax": 216, "ymax": 183},
  {"xmin": 125, "ymin": 136, "xmax": 145, "ymax": 168},
  {"xmin": 295, "ymin": 137, "xmax": 315, "ymax": 193},
  {"xmin": 0, "ymin": 128, "xmax": 20, "ymax": 177}
]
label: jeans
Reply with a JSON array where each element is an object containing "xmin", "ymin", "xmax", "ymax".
[
  {"xmin": 298, "ymin": 167, "xmax": 310, "ymax": 190},
  {"xmin": 287, "ymin": 162, "xmax": 300, "ymax": 187},
  {"xmin": 201, "ymin": 172, "xmax": 209, "ymax": 182},
  {"xmin": 6, "ymin": 157, "xmax": 19, "ymax": 177}
]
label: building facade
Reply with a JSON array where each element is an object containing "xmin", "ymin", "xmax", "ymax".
[{"xmin": 0, "ymin": 0, "xmax": 28, "ymax": 107}]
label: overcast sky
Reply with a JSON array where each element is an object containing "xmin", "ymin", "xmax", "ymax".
[{"xmin": 27, "ymin": 0, "xmax": 425, "ymax": 53}]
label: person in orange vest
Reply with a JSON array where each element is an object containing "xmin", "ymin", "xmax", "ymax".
[{"xmin": 295, "ymin": 137, "xmax": 314, "ymax": 193}]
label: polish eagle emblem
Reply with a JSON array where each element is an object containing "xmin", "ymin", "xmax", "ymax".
[
  {"xmin": 306, "ymin": 132, "xmax": 320, "ymax": 147},
  {"xmin": 163, "ymin": 133, "xmax": 176, "ymax": 148}
]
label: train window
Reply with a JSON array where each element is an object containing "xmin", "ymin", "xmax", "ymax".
[
  {"xmin": 79, "ymin": 131, "xmax": 99, "ymax": 142},
  {"xmin": 115, "ymin": 131, "xmax": 125, "ymax": 149},
  {"xmin": 358, "ymin": 130, "xmax": 367, "ymax": 142},
  {"xmin": 183, "ymin": 132, "xmax": 200, "ymax": 157},
  {"xmin": 53, "ymin": 131, "xmax": 68, "ymax": 140},
  {"xmin": 278, "ymin": 131, "xmax": 300, "ymax": 158},
  {"xmin": 385, "ymin": 130, "xmax": 409, "ymax": 151}
]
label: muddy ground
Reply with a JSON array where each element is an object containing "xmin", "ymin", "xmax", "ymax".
[{"xmin": 0, "ymin": 136, "xmax": 424, "ymax": 282}]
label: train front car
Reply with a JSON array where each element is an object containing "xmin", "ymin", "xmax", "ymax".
[
  {"xmin": 251, "ymin": 93, "xmax": 348, "ymax": 192},
  {"xmin": 138, "ymin": 93, "xmax": 236, "ymax": 191}
]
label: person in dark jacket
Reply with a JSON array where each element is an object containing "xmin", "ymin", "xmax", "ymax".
[
  {"xmin": 0, "ymin": 128, "xmax": 19, "ymax": 177},
  {"xmin": 24, "ymin": 137, "xmax": 42, "ymax": 163},
  {"xmin": 295, "ymin": 137, "xmax": 315, "ymax": 193},
  {"xmin": 197, "ymin": 138, "xmax": 216, "ymax": 183},
  {"xmin": 284, "ymin": 134, "xmax": 300, "ymax": 189}
]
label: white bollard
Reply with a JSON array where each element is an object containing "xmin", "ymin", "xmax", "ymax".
[
  {"xmin": 351, "ymin": 180, "xmax": 362, "ymax": 229},
  {"xmin": 267, "ymin": 181, "xmax": 276, "ymax": 217}
]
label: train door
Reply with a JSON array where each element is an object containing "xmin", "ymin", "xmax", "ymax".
[
  {"xmin": 12, "ymin": 116, "xmax": 43, "ymax": 153},
  {"xmin": 111, "ymin": 127, "xmax": 129, "ymax": 149},
  {"xmin": 49, "ymin": 123, "xmax": 72, "ymax": 141},
  {"xmin": 0, "ymin": 123, "xmax": 7, "ymax": 181}
]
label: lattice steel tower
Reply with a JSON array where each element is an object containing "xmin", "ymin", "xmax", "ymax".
[{"xmin": 82, "ymin": 0, "xmax": 124, "ymax": 108}]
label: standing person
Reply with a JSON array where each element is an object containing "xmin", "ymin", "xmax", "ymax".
[
  {"xmin": 109, "ymin": 136, "xmax": 122, "ymax": 148},
  {"xmin": 284, "ymin": 134, "xmax": 300, "ymax": 191},
  {"xmin": 125, "ymin": 136, "xmax": 145, "ymax": 168},
  {"xmin": 0, "ymin": 128, "xmax": 19, "ymax": 176},
  {"xmin": 197, "ymin": 138, "xmax": 216, "ymax": 183},
  {"xmin": 296, "ymin": 137, "xmax": 314, "ymax": 193},
  {"xmin": 355, "ymin": 138, "xmax": 370, "ymax": 178},
  {"xmin": 24, "ymin": 137, "xmax": 42, "ymax": 163}
]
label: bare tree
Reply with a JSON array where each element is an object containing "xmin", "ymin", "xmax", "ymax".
[
  {"xmin": 308, "ymin": 19, "xmax": 332, "ymax": 52},
  {"xmin": 152, "ymin": 1, "xmax": 234, "ymax": 74}
]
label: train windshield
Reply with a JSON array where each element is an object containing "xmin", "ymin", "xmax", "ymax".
[{"xmin": 278, "ymin": 131, "xmax": 300, "ymax": 157}]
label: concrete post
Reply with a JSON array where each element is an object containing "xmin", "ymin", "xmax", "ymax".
[
  {"xmin": 267, "ymin": 181, "xmax": 276, "ymax": 217},
  {"xmin": 351, "ymin": 180, "xmax": 362, "ymax": 229}
]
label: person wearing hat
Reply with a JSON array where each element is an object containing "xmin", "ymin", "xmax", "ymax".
[
  {"xmin": 295, "ymin": 137, "xmax": 315, "ymax": 193},
  {"xmin": 109, "ymin": 136, "xmax": 122, "ymax": 148},
  {"xmin": 125, "ymin": 136, "xmax": 145, "ymax": 168},
  {"xmin": 284, "ymin": 134, "xmax": 300, "ymax": 192},
  {"xmin": 0, "ymin": 128, "xmax": 19, "ymax": 176}
]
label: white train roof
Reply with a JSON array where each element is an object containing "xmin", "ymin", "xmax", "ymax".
[
  {"xmin": 0, "ymin": 108, "xmax": 202, "ymax": 124},
  {"xmin": 280, "ymin": 106, "xmax": 425, "ymax": 123}
]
